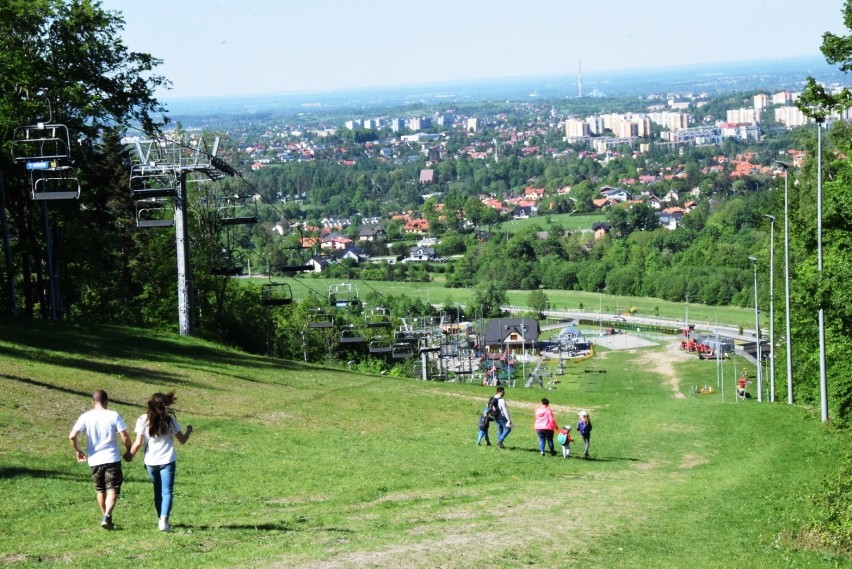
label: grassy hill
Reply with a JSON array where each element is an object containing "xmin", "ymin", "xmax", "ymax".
[{"xmin": 0, "ymin": 319, "xmax": 847, "ymax": 568}]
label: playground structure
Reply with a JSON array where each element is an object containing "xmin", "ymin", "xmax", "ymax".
[
  {"xmin": 221, "ymin": 270, "xmax": 617, "ymax": 387},
  {"xmin": 680, "ymin": 329, "xmax": 734, "ymax": 360}
]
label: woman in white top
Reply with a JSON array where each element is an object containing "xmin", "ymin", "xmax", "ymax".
[{"xmin": 127, "ymin": 392, "xmax": 192, "ymax": 532}]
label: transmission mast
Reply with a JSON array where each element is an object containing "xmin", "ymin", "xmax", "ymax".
[{"xmin": 578, "ymin": 60, "xmax": 582, "ymax": 98}]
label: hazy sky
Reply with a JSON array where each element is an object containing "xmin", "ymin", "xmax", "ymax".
[{"xmin": 101, "ymin": 0, "xmax": 846, "ymax": 100}]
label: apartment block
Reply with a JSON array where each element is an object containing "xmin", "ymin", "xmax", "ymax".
[
  {"xmin": 726, "ymin": 108, "xmax": 758, "ymax": 124},
  {"xmin": 565, "ymin": 118, "xmax": 590, "ymax": 138}
]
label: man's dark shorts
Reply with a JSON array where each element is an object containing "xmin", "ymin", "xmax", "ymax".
[{"xmin": 90, "ymin": 462, "xmax": 123, "ymax": 493}]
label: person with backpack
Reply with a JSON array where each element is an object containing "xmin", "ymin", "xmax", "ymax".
[
  {"xmin": 577, "ymin": 410, "xmax": 592, "ymax": 458},
  {"xmin": 533, "ymin": 398, "xmax": 558, "ymax": 456},
  {"xmin": 556, "ymin": 425, "xmax": 573, "ymax": 458},
  {"xmin": 489, "ymin": 387, "xmax": 512, "ymax": 448},
  {"xmin": 476, "ymin": 408, "xmax": 491, "ymax": 446}
]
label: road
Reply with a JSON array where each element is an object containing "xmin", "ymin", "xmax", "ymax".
[{"xmin": 526, "ymin": 308, "xmax": 755, "ymax": 342}]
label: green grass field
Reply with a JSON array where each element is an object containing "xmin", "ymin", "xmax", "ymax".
[
  {"xmin": 255, "ymin": 277, "xmax": 755, "ymax": 331},
  {"xmin": 502, "ymin": 213, "xmax": 607, "ymax": 232},
  {"xmin": 0, "ymin": 319, "xmax": 847, "ymax": 568}
]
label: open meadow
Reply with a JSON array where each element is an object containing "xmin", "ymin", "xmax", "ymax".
[
  {"xmin": 0, "ymin": 320, "xmax": 848, "ymax": 568},
  {"xmin": 254, "ymin": 278, "xmax": 755, "ymax": 332}
]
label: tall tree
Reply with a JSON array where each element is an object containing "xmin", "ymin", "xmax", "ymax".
[
  {"xmin": 0, "ymin": 0, "xmax": 168, "ymax": 319},
  {"xmin": 793, "ymin": 0, "xmax": 852, "ymax": 424}
]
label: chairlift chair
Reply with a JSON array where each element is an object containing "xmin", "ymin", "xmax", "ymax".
[
  {"xmin": 395, "ymin": 330, "xmax": 419, "ymax": 344},
  {"xmin": 210, "ymin": 248, "xmax": 244, "ymax": 276},
  {"xmin": 218, "ymin": 194, "xmax": 259, "ymax": 226},
  {"xmin": 391, "ymin": 342, "xmax": 414, "ymax": 359},
  {"xmin": 306, "ymin": 309, "xmax": 334, "ymax": 329},
  {"xmin": 261, "ymin": 282, "xmax": 293, "ymax": 307},
  {"xmin": 278, "ymin": 264, "xmax": 314, "ymax": 273},
  {"xmin": 129, "ymin": 163, "xmax": 177, "ymax": 199},
  {"xmin": 29, "ymin": 164, "xmax": 80, "ymax": 200},
  {"xmin": 328, "ymin": 283, "xmax": 360, "ymax": 308},
  {"xmin": 368, "ymin": 336, "xmax": 393, "ymax": 355},
  {"xmin": 365, "ymin": 307, "xmax": 392, "ymax": 328},
  {"xmin": 339, "ymin": 324, "xmax": 365, "ymax": 344},
  {"xmin": 135, "ymin": 198, "xmax": 174, "ymax": 228},
  {"xmin": 11, "ymin": 122, "xmax": 72, "ymax": 164}
]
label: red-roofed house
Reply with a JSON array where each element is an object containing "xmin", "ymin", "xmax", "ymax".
[
  {"xmin": 524, "ymin": 187, "xmax": 545, "ymax": 200},
  {"xmin": 404, "ymin": 219, "xmax": 430, "ymax": 234}
]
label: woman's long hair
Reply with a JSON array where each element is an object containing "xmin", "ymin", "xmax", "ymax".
[{"xmin": 146, "ymin": 392, "xmax": 177, "ymax": 437}]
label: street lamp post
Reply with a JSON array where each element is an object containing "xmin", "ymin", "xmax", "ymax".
[
  {"xmin": 775, "ymin": 161, "xmax": 794, "ymax": 405},
  {"xmin": 598, "ymin": 290, "xmax": 603, "ymax": 337},
  {"xmin": 816, "ymin": 120, "xmax": 828, "ymax": 422},
  {"xmin": 763, "ymin": 214, "xmax": 776, "ymax": 402},
  {"xmin": 749, "ymin": 256, "xmax": 763, "ymax": 402}
]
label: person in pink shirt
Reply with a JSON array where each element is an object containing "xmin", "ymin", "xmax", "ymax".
[{"xmin": 534, "ymin": 398, "xmax": 558, "ymax": 456}]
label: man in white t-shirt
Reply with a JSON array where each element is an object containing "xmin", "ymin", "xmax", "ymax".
[{"xmin": 69, "ymin": 389, "xmax": 132, "ymax": 530}]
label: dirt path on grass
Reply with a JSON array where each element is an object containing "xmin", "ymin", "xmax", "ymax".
[{"xmin": 632, "ymin": 339, "xmax": 693, "ymax": 398}]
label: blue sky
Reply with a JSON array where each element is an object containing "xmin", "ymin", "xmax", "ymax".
[{"xmin": 101, "ymin": 0, "xmax": 846, "ymax": 100}]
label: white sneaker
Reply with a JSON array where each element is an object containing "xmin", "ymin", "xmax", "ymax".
[{"xmin": 158, "ymin": 518, "xmax": 171, "ymax": 532}]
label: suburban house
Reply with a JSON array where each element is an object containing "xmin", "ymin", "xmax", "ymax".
[
  {"xmin": 406, "ymin": 246, "xmax": 440, "ymax": 262},
  {"xmin": 299, "ymin": 236, "xmax": 319, "ymax": 249},
  {"xmin": 600, "ymin": 187, "xmax": 631, "ymax": 202},
  {"xmin": 524, "ymin": 187, "xmax": 545, "ymax": 200},
  {"xmin": 307, "ymin": 254, "xmax": 332, "ymax": 273},
  {"xmin": 358, "ymin": 223, "xmax": 386, "ymax": 241},
  {"xmin": 483, "ymin": 318, "xmax": 540, "ymax": 354},
  {"xmin": 657, "ymin": 208, "xmax": 685, "ymax": 230},
  {"xmin": 592, "ymin": 197, "xmax": 620, "ymax": 209},
  {"xmin": 320, "ymin": 233, "xmax": 353, "ymax": 251},
  {"xmin": 335, "ymin": 246, "xmax": 370, "ymax": 264},
  {"xmin": 645, "ymin": 195, "xmax": 663, "ymax": 210},
  {"xmin": 404, "ymin": 218, "xmax": 429, "ymax": 234},
  {"xmin": 512, "ymin": 204, "xmax": 534, "ymax": 219},
  {"xmin": 592, "ymin": 222, "xmax": 611, "ymax": 240}
]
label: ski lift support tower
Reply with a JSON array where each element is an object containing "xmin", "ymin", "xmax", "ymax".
[{"xmin": 128, "ymin": 135, "xmax": 233, "ymax": 336}]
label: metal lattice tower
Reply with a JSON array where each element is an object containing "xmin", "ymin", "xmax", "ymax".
[{"xmin": 127, "ymin": 133, "xmax": 233, "ymax": 335}]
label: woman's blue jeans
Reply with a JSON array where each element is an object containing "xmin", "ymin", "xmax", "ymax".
[
  {"xmin": 536, "ymin": 429, "xmax": 555, "ymax": 453},
  {"xmin": 145, "ymin": 461, "xmax": 176, "ymax": 519}
]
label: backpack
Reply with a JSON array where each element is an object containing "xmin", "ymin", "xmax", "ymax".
[
  {"xmin": 478, "ymin": 413, "xmax": 490, "ymax": 430},
  {"xmin": 556, "ymin": 429, "xmax": 571, "ymax": 445},
  {"xmin": 487, "ymin": 396, "xmax": 501, "ymax": 419}
]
